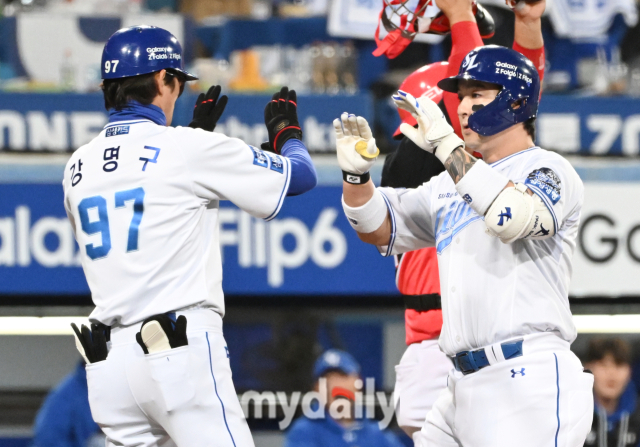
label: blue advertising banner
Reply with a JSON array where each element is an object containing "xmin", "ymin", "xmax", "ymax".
[
  {"xmin": 0, "ymin": 92, "xmax": 372, "ymax": 153},
  {"xmin": 0, "ymin": 183, "xmax": 397, "ymax": 296},
  {"xmin": 537, "ymin": 96, "xmax": 640, "ymax": 156}
]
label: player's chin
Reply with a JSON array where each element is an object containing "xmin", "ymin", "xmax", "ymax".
[{"xmin": 462, "ymin": 130, "xmax": 480, "ymax": 149}]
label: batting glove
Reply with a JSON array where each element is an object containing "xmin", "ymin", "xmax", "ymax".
[
  {"xmin": 71, "ymin": 322, "xmax": 110, "ymax": 364},
  {"xmin": 188, "ymin": 85, "xmax": 228, "ymax": 132},
  {"xmin": 136, "ymin": 314, "xmax": 188, "ymax": 355},
  {"xmin": 392, "ymin": 90, "xmax": 464, "ymax": 164},
  {"xmin": 261, "ymin": 86, "xmax": 302, "ymax": 154},
  {"xmin": 334, "ymin": 112, "xmax": 380, "ymax": 184}
]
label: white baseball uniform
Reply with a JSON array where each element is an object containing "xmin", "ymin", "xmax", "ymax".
[
  {"xmin": 376, "ymin": 147, "xmax": 594, "ymax": 446},
  {"xmin": 63, "ymin": 117, "xmax": 292, "ymax": 446}
]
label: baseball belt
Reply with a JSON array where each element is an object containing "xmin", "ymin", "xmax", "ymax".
[
  {"xmin": 453, "ymin": 340, "xmax": 524, "ymax": 375},
  {"xmin": 403, "ymin": 294, "xmax": 441, "ymax": 311}
]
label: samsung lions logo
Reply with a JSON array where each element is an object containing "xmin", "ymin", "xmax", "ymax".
[
  {"xmin": 462, "ymin": 53, "xmax": 479, "ymax": 71},
  {"xmin": 497, "ymin": 208, "xmax": 512, "ymax": 226}
]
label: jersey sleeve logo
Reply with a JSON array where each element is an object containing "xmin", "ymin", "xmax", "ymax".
[
  {"xmin": 268, "ymin": 154, "xmax": 284, "ymax": 174},
  {"xmin": 250, "ymin": 146, "xmax": 269, "ymax": 168},
  {"xmin": 524, "ymin": 168, "xmax": 561, "ymax": 205}
]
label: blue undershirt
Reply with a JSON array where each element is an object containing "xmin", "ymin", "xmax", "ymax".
[
  {"xmin": 109, "ymin": 102, "xmax": 316, "ymax": 196},
  {"xmin": 281, "ymin": 139, "xmax": 317, "ymax": 196}
]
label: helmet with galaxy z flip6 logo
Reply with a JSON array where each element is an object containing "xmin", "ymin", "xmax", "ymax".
[
  {"xmin": 437, "ymin": 45, "xmax": 540, "ymax": 136},
  {"xmin": 101, "ymin": 25, "xmax": 197, "ymax": 80}
]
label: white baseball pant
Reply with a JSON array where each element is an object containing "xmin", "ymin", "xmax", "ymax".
[
  {"xmin": 85, "ymin": 307, "xmax": 254, "ymax": 447},
  {"xmin": 418, "ymin": 333, "xmax": 594, "ymax": 447},
  {"xmin": 394, "ymin": 339, "xmax": 452, "ymax": 436}
]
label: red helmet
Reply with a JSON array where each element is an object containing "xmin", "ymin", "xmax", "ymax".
[
  {"xmin": 373, "ymin": 0, "xmax": 495, "ymax": 59},
  {"xmin": 394, "ymin": 61, "xmax": 449, "ymax": 139}
]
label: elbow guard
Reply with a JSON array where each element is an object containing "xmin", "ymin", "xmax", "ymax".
[{"xmin": 484, "ymin": 183, "xmax": 555, "ymax": 244}]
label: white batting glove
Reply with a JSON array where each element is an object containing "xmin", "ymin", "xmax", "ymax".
[
  {"xmin": 392, "ymin": 90, "xmax": 464, "ymax": 164},
  {"xmin": 334, "ymin": 113, "xmax": 380, "ymax": 182}
]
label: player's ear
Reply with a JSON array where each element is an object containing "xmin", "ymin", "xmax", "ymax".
[{"xmin": 155, "ymin": 69, "xmax": 167, "ymax": 96}]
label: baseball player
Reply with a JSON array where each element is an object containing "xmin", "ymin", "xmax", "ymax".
[
  {"xmin": 384, "ymin": 0, "xmax": 547, "ymax": 443},
  {"xmin": 336, "ymin": 44, "xmax": 593, "ymax": 446},
  {"xmin": 63, "ymin": 25, "xmax": 316, "ymax": 446}
]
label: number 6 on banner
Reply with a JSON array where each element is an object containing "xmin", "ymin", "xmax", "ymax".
[{"xmin": 78, "ymin": 187, "xmax": 145, "ymax": 260}]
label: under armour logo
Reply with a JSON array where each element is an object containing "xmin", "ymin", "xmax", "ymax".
[
  {"xmin": 535, "ymin": 224, "xmax": 550, "ymax": 236},
  {"xmin": 497, "ymin": 207, "xmax": 512, "ymax": 226},
  {"xmin": 511, "ymin": 368, "xmax": 525, "ymax": 378},
  {"xmin": 225, "ymin": 346, "xmax": 230, "ymax": 358}
]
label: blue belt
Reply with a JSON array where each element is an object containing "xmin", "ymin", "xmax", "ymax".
[{"xmin": 453, "ymin": 340, "xmax": 524, "ymax": 375}]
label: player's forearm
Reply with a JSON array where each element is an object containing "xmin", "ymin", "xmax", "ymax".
[
  {"xmin": 343, "ymin": 179, "xmax": 375, "ymax": 207},
  {"xmin": 443, "ymin": 146, "xmax": 478, "ymax": 184},
  {"xmin": 357, "ymin": 214, "xmax": 392, "ymax": 246},
  {"xmin": 342, "ymin": 180, "xmax": 392, "ymax": 246},
  {"xmin": 514, "ymin": 16, "xmax": 543, "ymax": 50},
  {"xmin": 282, "ymin": 139, "xmax": 317, "ymax": 196}
]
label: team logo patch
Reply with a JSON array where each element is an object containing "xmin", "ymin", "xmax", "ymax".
[
  {"xmin": 497, "ymin": 207, "xmax": 512, "ymax": 226},
  {"xmin": 525, "ymin": 168, "xmax": 561, "ymax": 205},
  {"xmin": 106, "ymin": 125, "xmax": 130, "ymax": 137},
  {"xmin": 250, "ymin": 146, "xmax": 269, "ymax": 168},
  {"xmin": 268, "ymin": 154, "xmax": 284, "ymax": 174},
  {"xmin": 511, "ymin": 368, "xmax": 525, "ymax": 378}
]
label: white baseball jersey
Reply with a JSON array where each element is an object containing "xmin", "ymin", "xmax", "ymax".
[
  {"xmin": 377, "ymin": 147, "xmax": 584, "ymax": 356},
  {"xmin": 63, "ymin": 118, "xmax": 291, "ymax": 326}
]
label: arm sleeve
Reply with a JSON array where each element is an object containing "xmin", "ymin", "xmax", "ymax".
[
  {"xmin": 376, "ymin": 184, "xmax": 437, "ymax": 257},
  {"xmin": 281, "ymin": 139, "xmax": 317, "ymax": 196},
  {"xmin": 445, "ymin": 21, "xmax": 484, "ymax": 138},
  {"xmin": 178, "ymin": 128, "xmax": 291, "ymax": 221},
  {"xmin": 512, "ymin": 42, "xmax": 545, "ymax": 86},
  {"xmin": 515, "ymin": 154, "xmax": 584, "ymax": 234}
]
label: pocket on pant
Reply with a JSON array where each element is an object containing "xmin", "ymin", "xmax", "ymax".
[
  {"xmin": 85, "ymin": 360, "xmax": 112, "ymax": 425},
  {"xmin": 565, "ymin": 372, "xmax": 594, "ymax": 447},
  {"xmin": 147, "ymin": 346, "xmax": 196, "ymax": 412}
]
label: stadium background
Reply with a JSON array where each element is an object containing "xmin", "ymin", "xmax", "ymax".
[{"xmin": 1, "ymin": 0, "xmax": 640, "ymax": 445}]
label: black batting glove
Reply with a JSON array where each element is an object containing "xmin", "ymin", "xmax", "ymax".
[
  {"xmin": 188, "ymin": 85, "xmax": 228, "ymax": 132},
  {"xmin": 136, "ymin": 314, "xmax": 188, "ymax": 355},
  {"xmin": 260, "ymin": 86, "xmax": 302, "ymax": 154},
  {"xmin": 71, "ymin": 322, "xmax": 110, "ymax": 364}
]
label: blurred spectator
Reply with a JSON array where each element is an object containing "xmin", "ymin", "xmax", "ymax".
[
  {"xmin": 285, "ymin": 349, "xmax": 404, "ymax": 447},
  {"xmin": 584, "ymin": 338, "xmax": 640, "ymax": 447},
  {"xmin": 31, "ymin": 361, "xmax": 104, "ymax": 447}
]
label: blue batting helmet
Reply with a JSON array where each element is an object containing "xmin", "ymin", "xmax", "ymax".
[
  {"xmin": 438, "ymin": 45, "xmax": 540, "ymax": 136},
  {"xmin": 101, "ymin": 25, "xmax": 197, "ymax": 81}
]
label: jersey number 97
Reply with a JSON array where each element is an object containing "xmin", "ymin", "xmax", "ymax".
[{"xmin": 78, "ymin": 187, "xmax": 145, "ymax": 260}]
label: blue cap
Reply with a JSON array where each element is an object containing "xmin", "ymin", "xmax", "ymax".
[
  {"xmin": 437, "ymin": 45, "xmax": 540, "ymax": 136},
  {"xmin": 313, "ymin": 349, "xmax": 361, "ymax": 379},
  {"xmin": 101, "ymin": 25, "xmax": 197, "ymax": 80}
]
